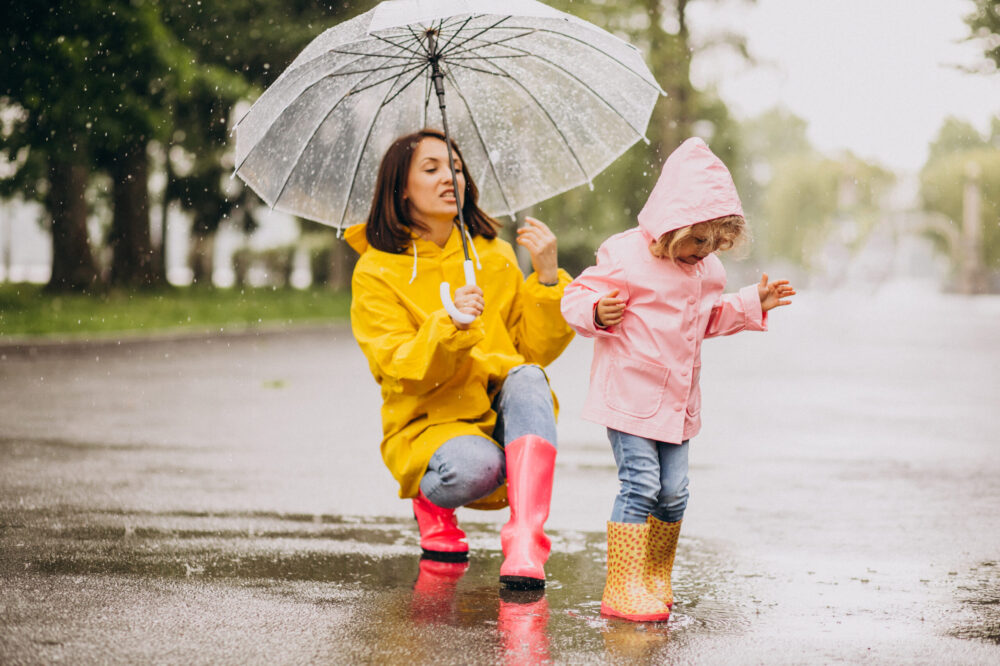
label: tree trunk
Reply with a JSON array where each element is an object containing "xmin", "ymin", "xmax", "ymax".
[
  {"xmin": 109, "ymin": 142, "xmax": 164, "ymax": 288},
  {"xmin": 46, "ymin": 158, "xmax": 100, "ymax": 292},
  {"xmin": 188, "ymin": 231, "xmax": 215, "ymax": 286},
  {"xmin": 647, "ymin": 0, "xmax": 694, "ymax": 161},
  {"xmin": 327, "ymin": 239, "xmax": 358, "ymax": 290},
  {"xmin": 161, "ymin": 141, "xmax": 173, "ymax": 284}
]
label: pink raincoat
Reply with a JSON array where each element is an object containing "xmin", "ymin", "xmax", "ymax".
[{"xmin": 560, "ymin": 138, "xmax": 767, "ymax": 444}]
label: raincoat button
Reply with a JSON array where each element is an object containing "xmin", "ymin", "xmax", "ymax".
[
  {"xmin": 673, "ymin": 403, "xmax": 683, "ymax": 411},
  {"xmin": 688, "ymin": 297, "xmax": 696, "ymax": 305},
  {"xmin": 681, "ymin": 370, "xmax": 688, "ymax": 377},
  {"xmin": 686, "ymin": 334, "xmax": 694, "ymax": 342}
]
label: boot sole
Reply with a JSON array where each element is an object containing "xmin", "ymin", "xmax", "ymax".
[
  {"xmin": 499, "ymin": 575, "xmax": 545, "ymax": 590},
  {"xmin": 600, "ymin": 603, "xmax": 670, "ymax": 623},
  {"xmin": 421, "ymin": 548, "xmax": 469, "ymax": 563}
]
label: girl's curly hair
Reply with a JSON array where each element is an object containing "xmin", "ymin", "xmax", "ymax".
[{"xmin": 649, "ymin": 215, "xmax": 749, "ymax": 262}]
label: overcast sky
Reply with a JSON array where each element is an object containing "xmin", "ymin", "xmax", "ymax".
[{"xmin": 687, "ymin": 0, "xmax": 1000, "ymax": 172}]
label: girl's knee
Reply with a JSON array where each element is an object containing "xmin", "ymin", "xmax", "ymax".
[
  {"xmin": 654, "ymin": 486, "xmax": 689, "ymax": 522},
  {"xmin": 619, "ymin": 476, "xmax": 661, "ymax": 514}
]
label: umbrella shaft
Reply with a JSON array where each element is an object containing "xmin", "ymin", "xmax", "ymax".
[{"xmin": 426, "ymin": 30, "xmax": 471, "ymax": 265}]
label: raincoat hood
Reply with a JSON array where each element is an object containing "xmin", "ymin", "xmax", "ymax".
[
  {"xmin": 344, "ymin": 223, "xmax": 369, "ymax": 255},
  {"xmin": 637, "ymin": 137, "xmax": 744, "ymax": 240}
]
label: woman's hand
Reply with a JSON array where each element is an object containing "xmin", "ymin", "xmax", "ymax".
[
  {"xmin": 595, "ymin": 289, "xmax": 626, "ymax": 328},
  {"xmin": 516, "ymin": 216, "xmax": 559, "ymax": 285},
  {"xmin": 757, "ymin": 273, "xmax": 796, "ymax": 312},
  {"xmin": 451, "ymin": 284, "xmax": 484, "ymax": 330}
]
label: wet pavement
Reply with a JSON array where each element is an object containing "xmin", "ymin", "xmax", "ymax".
[{"xmin": 1, "ymin": 288, "xmax": 999, "ymax": 664}]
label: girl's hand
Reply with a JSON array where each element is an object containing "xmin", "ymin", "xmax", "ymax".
[
  {"xmin": 516, "ymin": 216, "xmax": 559, "ymax": 285},
  {"xmin": 758, "ymin": 273, "xmax": 796, "ymax": 312},
  {"xmin": 451, "ymin": 284, "xmax": 484, "ymax": 330},
  {"xmin": 595, "ymin": 289, "xmax": 626, "ymax": 328}
]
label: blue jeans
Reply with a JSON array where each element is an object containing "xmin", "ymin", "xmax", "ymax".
[
  {"xmin": 420, "ymin": 365, "xmax": 556, "ymax": 509},
  {"xmin": 608, "ymin": 428, "xmax": 689, "ymax": 524}
]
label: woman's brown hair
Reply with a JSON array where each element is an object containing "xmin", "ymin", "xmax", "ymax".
[{"xmin": 366, "ymin": 128, "xmax": 499, "ymax": 253}]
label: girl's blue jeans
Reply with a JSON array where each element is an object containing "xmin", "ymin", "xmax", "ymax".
[
  {"xmin": 607, "ymin": 428, "xmax": 689, "ymax": 524},
  {"xmin": 419, "ymin": 364, "xmax": 556, "ymax": 509}
]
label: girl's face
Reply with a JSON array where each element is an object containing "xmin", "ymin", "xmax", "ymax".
[
  {"xmin": 674, "ymin": 225, "xmax": 713, "ymax": 264},
  {"xmin": 404, "ymin": 137, "xmax": 466, "ymax": 228}
]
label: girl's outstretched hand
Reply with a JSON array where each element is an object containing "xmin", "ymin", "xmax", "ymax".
[
  {"xmin": 595, "ymin": 289, "xmax": 626, "ymax": 328},
  {"xmin": 517, "ymin": 216, "xmax": 559, "ymax": 285},
  {"xmin": 758, "ymin": 273, "xmax": 796, "ymax": 312}
]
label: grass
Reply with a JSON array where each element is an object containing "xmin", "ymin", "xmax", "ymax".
[{"xmin": 0, "ymin": 283, "xmax": 351, "ymax": 340}]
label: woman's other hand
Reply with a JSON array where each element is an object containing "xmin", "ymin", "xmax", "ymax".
[
  {"xmin": 451, "ymin": 284, "xmax": 484, "ymax": 329},
  {"xmin": 517, "ymin": 217, "xmax": 559, "ymax": 285},
  {"xmin": 595, "ymin": 289, "xmax": 626, "ymax": 328},
  {"xmin": 757, "ymin": 273, "xmax": 796, "ymax": 312}
]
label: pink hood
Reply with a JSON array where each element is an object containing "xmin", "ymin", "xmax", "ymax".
[{"xmin": 637, "ymin": 137, "xmax": 744, "ymax": 240}]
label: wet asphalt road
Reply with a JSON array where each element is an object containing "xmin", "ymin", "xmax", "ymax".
[{"xmin": 1, "ymin": 288, "xmax": 999, "ymax": 664}]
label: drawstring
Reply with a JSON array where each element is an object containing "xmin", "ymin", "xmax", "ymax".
[
  {"xmin": 408, "ymin": 228, "xmax": 478, "ymax": 285},
  {"xmin": 464, "ymin": 225, "xmax": 482, "ymax": 270},
  {"xmin": 409, "ymin": 241, "xmax": 418, "ymax": 284}
]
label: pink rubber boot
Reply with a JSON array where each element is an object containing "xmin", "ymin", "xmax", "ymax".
[
  {"xmin": 499, "ymin": 435, "xmax": 556, "ymax": 589},
  {"xmin": 413, "ymin": 489, "xmax": 469, "ymax": 562}
]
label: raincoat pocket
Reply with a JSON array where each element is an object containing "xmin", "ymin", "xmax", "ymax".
[{"xmin": 604, "ymin": 355, "xmax": 670, "ymax": 418}]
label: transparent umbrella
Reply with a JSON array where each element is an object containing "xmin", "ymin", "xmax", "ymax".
[{"xmin": 232, "ymin": 0, "xmax": 662, "ymax": 319}]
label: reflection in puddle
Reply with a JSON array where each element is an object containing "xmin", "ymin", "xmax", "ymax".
[
  {"xmin": 498, "ymin": 589, "xmax": 551, "ymax": 665},
  {"xmin": 6, "ymin": 508, "xmax": 998, "ymax": 662},
  {"xmin": 2, "ymin": 507, "xmax": 753, "ymax": 662}
]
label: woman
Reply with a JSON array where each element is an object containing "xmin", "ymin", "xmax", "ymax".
[{"xmin": 345, "ymin": 129, "xmax": 575, "ymax": 589}]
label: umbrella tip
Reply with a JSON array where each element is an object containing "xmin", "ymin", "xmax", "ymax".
[
  {"xmin": 587, "ymin": 180, "xmax": 594, "ymax": 192},
  {"xmin": 641, "ymin": 136, "xmax": 651, "ymax": 146}
]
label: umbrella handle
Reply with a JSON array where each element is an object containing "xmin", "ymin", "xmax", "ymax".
[{"xmin": 440, "ymin": 260, "xmax": 478, "ymax": 325}]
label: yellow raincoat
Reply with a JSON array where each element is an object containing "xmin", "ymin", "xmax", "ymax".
[{"xmin": 347, "ymin": 223, "xmax": 574, "ymax": 510}]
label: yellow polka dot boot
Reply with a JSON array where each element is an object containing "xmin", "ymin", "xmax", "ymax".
[
  {"xmin": 644, "ymin": 516, "xmax": 681, "ymax": 607},
  {"xmin": 600, "ymin": 522, "xmax": 671, "ymax": 622}
]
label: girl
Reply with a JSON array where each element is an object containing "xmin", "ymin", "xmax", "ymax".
[
  {"xmin": 560, "ymin": 137, "xmax": 795, "ymax": 621},
  {"xmin": 347, "ymin": 129, "xmax": 575, "ymax": 589}
]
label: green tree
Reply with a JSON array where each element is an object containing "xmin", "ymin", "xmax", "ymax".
[
  {"xmin": 927, "ymin": 117, "xmax": 990, "ymax": 162},
  {"xmin": 921, "ymin": 150, "xmax": 1000, "ymax": 268},
  {"xmin": 920, "ymin": 120, "xmax": 999, "ymax": 272},
  {"xmin": 2, "ymin": 3, "xmax": 107, "ymax": 291},
  {"xmin": 762, "ymin": 153, "xmax": 893, "ymax": 267},
  {"xmin": 1, "ymin": 0, "xmax": 231, "ymax": 290},
  {"xmin": 159, "ymin": 1, "xmax": 375, "ymax": 284},
  {"xmin": 527, "ymin": 0, "xmax": 752, "ymax": 275},
  {"xmin": 965, "ymin": 0, "xmax": 1000, "ymax": 72},
  {"xmin": 732, "ymin": 108, "xmax": 818, "ymax": 239}
]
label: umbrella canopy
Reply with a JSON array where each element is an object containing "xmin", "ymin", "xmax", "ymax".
[{"xmin": 232, "ymin": 0, "xmax": 663, "ymax": 230}]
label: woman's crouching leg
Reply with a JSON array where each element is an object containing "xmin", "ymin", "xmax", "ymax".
[
  {"xmin": 420, "ymin": 435, "xmax": 506, "ymax": 509},
  {"xmin": 493, "ymin": 365, "xmax": 557, "ymax": 447}
]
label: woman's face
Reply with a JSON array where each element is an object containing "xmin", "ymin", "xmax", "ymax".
[{"xmin": 404, "ymin": 137, "xmax": 466, "ymax": 228}]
